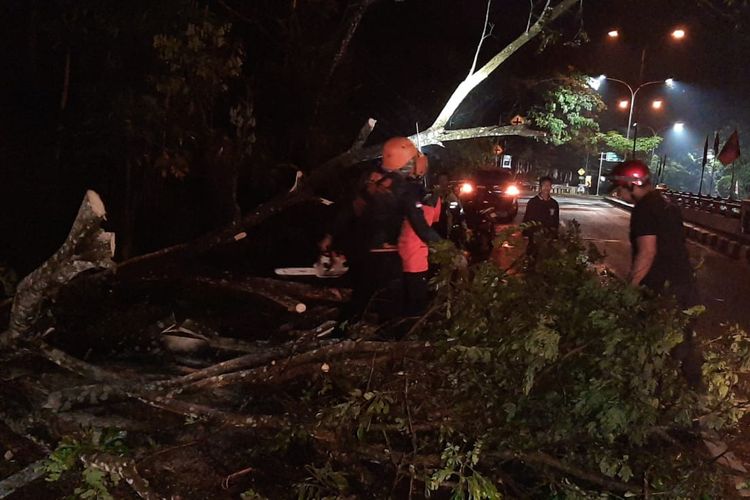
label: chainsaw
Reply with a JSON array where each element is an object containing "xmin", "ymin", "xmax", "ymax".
[{"xmin": 274, "ymin": 252, "xmax": 348, "ymax": 278}]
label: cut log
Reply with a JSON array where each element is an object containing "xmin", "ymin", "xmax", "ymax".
[{"xmin": 0, "ymin": 191, "xmax": 114, "ymax": 346}]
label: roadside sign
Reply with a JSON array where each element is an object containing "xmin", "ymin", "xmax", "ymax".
[
  {"xmin": 585, "ymin": 175, "xmax": 592, "ymax": 187},
  {"xmin": 604, "ymin": 152, "xmax": 622, "ymax": 162},
  {"xmin": 501, "ymin": 155, "xmax": 512, "ymax": 169},
  {"xmin": 493, "ymin": 144, "xmax": 504, "ymax": 155},
  {"xmin": 577, "ymin": 168, "xmax": 586, "ymax": 176},
  {"xmin": 510, "ymin": 115, "xmax": 526, "ymax": 126}
]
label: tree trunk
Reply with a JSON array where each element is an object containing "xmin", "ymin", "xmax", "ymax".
[{"xmin": 1, "ymin": 191, "xmax": 114, "ymax": 346}]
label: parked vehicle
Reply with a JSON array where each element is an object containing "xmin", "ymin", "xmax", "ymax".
[
  {"xmin": 449, "ymin": 169, "xmax": 520, "ymax": 261},
  {"xmin": 455, "ymin": 169, "xmax": 520, "ymax": 223}
]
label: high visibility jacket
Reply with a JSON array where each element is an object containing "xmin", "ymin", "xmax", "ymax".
[{"xmin": 399, "ymin": 196, "xmax": 441, "ymax": 273}]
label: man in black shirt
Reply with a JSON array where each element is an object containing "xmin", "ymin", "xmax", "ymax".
[
  {"xmin": 609, "ymin": 161, "xmax": 696, "ymax": 305},
  {"xmin": 523, "ymin": 176, "xmax": 560, "ymax": 253},
  {"xmin": 609, "ymin": 160, "xmax": 701, "ymax": 387}
]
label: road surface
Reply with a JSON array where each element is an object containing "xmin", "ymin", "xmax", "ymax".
[{"xmin": 516, "ymin": 195, "xmax": 750, "ymax": 339}]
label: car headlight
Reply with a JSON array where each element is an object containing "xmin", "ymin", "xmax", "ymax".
[
  {"xmin": 460, "ymin": 182, "xmax": 474, "ymax": 195},
  {"xmin": 504, "ymin": 185, "xmax": 520, "ymax": 196}
]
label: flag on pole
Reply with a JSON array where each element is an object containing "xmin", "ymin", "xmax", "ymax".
[
  {"xmin": 698, "ymin": 135, "xmax": 709, "ymax": 196},
  {"xmin": 718, "ymin": 130, "xmax": 740, "ymax": 165},
  {"xmin": 713, "ymin": 131, "xmax": 720, "ymax": 157}
]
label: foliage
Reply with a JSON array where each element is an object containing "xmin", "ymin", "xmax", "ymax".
[
  {"xmin": 43, "ymin": 429, "xmax": 129, "ymax": 500},
  {"xmin": 241, "ymin": 489, "xmax": 269, "ymax": 500},
  {"xmin": 426, "ymin": 440, "xmax": 501, "ymax": 500},
  {"xmin": 597, "ymin": 130, "xmax": 662, "ymax": 156},
  {"xmin": 133, "ymin": 16, "xmax": 249, "ymax": 179},
  {"xmin": 652, "ymin": 156, "xmax": 701, "ymax": 193},
  {"xmin": 528, "ymin": 74, "xmax": 606, "ymax": 148},
  {"xmin": 295, "ymin": 462, "xmax": 350, "ymax": 500},
  {"xmin": 299, "ymin": 224, "xmax": 750, "ymax": 498}
]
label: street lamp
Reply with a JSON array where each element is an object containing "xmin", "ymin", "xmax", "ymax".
[
  {"xmin": 618, "ymin": 99, "xmax": 630, "ymax": 109},
  {"xmin": 651, "ymin": 99, "xmax": 663, "ymax": 110},
  {"xmin": 671, "ymin": 28, "xmax": 686, "ymax": 40},
  {"xmin": 673, "ymin": 121, "xmax": 685, "ymax": 133},
  {"xmin": 607, "ymin": 29, "xmax": 620, "ymax": 38},
  {"xmin": 591, "ymin": 77, "xmax": 675, "ymax": 139}
]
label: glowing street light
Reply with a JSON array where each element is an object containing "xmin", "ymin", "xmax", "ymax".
[
  {"xmin": 587, "ymin": 74, "xmax": 606, "ymax": 90},
  {"xmin": 671, "ymin": 28, "xmax": 686, "ymax": 40},
  {"xmin": 590, "ymin": 75, "xmax": 677, "ymax": 138},
  {"xmin": 651, "ymin": 99, "xmax": 663, "ymax": 110},
  {"xmin": 607, "ymin": 29, "xmax": 620, "ymax": 38},
  {"xmin": 673, "ymin": 122, "xmax": 685, "ymax": 133}
]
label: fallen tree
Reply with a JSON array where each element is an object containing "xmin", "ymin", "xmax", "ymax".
[{"xmin": 2, "ymin": 192, "xmax": 750, "ymax": 498}]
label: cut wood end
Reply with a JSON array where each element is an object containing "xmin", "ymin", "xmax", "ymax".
[
  {"xmin": 294, "ymin": 303, "xmax": 307, "ymax": 314},
  {"xmin": 85, "ymin": 190, "xmax": 106, "ymax": 218},
  {"xmin": 99, "ymin": 232, "xmax": 116, "ymax": 257}
]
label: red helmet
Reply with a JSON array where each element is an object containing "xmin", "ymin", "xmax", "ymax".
[
  {"xmin": 382, "ymin": 137, "xmax": 427, "ymax": 177},
  {"xmin": 608, "ymin": 160, "xmax": 651, "ymax": 189}
]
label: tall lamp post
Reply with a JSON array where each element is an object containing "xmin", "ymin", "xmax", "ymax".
[{"xmin": 601, "ymin": 77, "xmax": 675, "ymax": 139}]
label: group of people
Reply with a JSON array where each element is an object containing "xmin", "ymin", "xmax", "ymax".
[
  {"xmin": 319, "ymin": 136, "xmax": 565, "ymax": 325},
  {"xmin": 318, "ymin": 139, "xmax": 701, "ymax": 385}
]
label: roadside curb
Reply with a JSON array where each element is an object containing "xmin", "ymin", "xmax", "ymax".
[{"xmin": 603, "ymin": 196, "xmax": 750, "ymax": 265}]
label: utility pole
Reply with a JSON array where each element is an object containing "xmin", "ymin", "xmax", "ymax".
[{"xmin": 596, "ymin": 152, "xmax": 605, "ymax": 196}]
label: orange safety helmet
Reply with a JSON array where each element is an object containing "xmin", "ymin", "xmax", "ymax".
[{"xmin": 381, "ymin": 137, "xmax": 428, "ymax": 177}]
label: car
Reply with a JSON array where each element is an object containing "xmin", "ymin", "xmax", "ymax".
[{"xmin": 454, "ymin": 168, "xmax": 520, "ymax": 223}]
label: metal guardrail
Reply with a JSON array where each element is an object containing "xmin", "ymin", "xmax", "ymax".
[{"xmin": 662, "ymin": 191, "xmax": 742, "ymax": 219}]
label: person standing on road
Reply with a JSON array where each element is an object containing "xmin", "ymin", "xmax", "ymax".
[
  {"xmin": 608, "ymin": 160, "xmax": 702, "ymax": 387},
  {"xmin": 522, "ymin": 176, "xmax": 560, "ymax": 253}
]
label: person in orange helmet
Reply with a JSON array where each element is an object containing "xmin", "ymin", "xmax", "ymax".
[
  {"xmin": 321, "ymin": 137, "xmax": 441, "ymax": 322},
  {"xmin": 395, "ymin": 147, "xmax": 442, "ymax": 316}
]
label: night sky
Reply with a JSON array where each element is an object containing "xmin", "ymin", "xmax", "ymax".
[{"xmin": 350, "ymin": 0, "xmax": 750, "ymax": 146}]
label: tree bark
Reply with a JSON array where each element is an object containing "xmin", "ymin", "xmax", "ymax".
[{"xmin": 1, "ymin": 191, "xmax": 114, "ymax": 346}]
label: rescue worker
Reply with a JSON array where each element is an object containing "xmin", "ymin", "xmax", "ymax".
[
  {"xmin": 608, "ymin": 160, "xmax": 702, "ymax": 387},
  {"xmin": 321, "ymin": 137, "xmax": 441, "ymax": 322},
  {"xmin": 399, "ymin": 160, "xmax": 441, "ymax": 316}
]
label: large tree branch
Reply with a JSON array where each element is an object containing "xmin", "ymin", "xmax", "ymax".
[
  {"xmin": 430, "ymin": 0, "xmax": 579, "ymax": 131},
  {"xmin": 182, "ymin": 340, "xmax": 431, "ymax": 392},
  {"xmin": 468, "ymin": 0, "xmax": 494, "ymax": 78}
]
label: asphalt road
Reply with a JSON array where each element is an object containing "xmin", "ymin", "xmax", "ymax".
[{"xmin": 516, "ymin": 195, "xmax": 750, "ymax": 338}]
